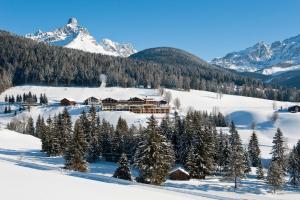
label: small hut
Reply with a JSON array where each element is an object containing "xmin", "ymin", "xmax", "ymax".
[
  {"xmin": 288, "ymin": 105, "xmax": 300, "ymax": 113},
  {"xmin": 60, "ymin": 98, "xmax": 76, "ymax": 106},
  {"xmin": 169, "ymin": 167, "xmax": 190, "ymax": 181}
]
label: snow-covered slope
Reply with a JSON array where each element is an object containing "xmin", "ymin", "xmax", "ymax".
[
  {"xmin": 25, "ymin": 18, "xmax": 136, "ymax": 57},
  {"xmin": 1, "ymin": 85, "xmax": 300, "ymax": 159},
  {"xmin": 211, "ymin": 35, "xmax": 300, "ymax": 74}
]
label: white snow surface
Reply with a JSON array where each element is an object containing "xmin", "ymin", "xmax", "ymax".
[{"xmin": 25, "ymin": 18, "xmax": 137, "ymax": 57}]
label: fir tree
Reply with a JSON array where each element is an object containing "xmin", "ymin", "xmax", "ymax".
[
  {"xmin": 86, "ymin": 106, "xmax": 100, "ymax": 163},
  {"xmin": 243, "ymin": 149, "xmax": 252, "ymax": 175},
  {"xmin": 248, "ymin": 131, "xmax": 261, "ymax": 167},
  {"xmin": 256, "ymin": 158, "xmax": 264, "ymax": 180},
  {"xmin": 185, "ymin": 145, "xmax": 199, "ymax": 178},
  {"xmin": 160, "ymin": 114, "xmax": 173, "ymax": 142},
  {"xmin": 113, "ymin": 153, "xmax": 132, "ymax": 181},
  {"xmin": 134, "ymin": 115, "xmax": 174, "ymax": 185},
  {"xmin": 267, "ymin": 128, "xmax": 286, "ymax": 192},
  {"xmin": 35, "ymin": 115, "xmax": 43, "ymax": 138},
  {"xmin": 112, "ymin": 117, "xmax": 128, "ymax": 162},
  {"xmin": 267, "ymin": 160, "xmax": 284, "ymax": 193},
  {"xmin": 288, "ymin": 145, "xmax": 300, "ymax": 186},
  {"xmin": 227, "ymin": 121, "xmax": 245, "ymax": 189},
  {"xmin": 49, "ymin": 115, "xmax": 62, "ymax": 156},
  {"xmin": 25, "ymin": 116, "xmax": 35, "ymax": 136},
  {"xmin": 61, "ymin": 108, "xmax": 72, "ymax": 154},
  {"xmin": 65, "ymin": 120, "xmax": 88, "ymax": 172}
]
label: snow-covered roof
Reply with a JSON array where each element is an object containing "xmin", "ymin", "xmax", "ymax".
[
  {"xmin": 169, "ymin": 167, "xmax": 189, "ymax": 176},
  {"xmin": 61, "ymin": 98, "xmax": 76, "ymax": 102}
]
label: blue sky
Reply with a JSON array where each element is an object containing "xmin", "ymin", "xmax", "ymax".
[{"xmin": 0, "ymin": 0, "xmax": 300, "ymax": 60}]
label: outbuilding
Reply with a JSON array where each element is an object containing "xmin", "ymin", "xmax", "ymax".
[
  {"xmin": 288, "ymin": 105, "xmax": 300, "ymax": 113},
  {"xmin": 60, "ymin": 98, "xmax": 76, "ymax": 106},
  {"xmin": 84, "ymin": 97, "xmax": 101, "ymax": 106},
  {"xmin": 169, "ymin": 167, "xmax": 190, "ymax": 181}
]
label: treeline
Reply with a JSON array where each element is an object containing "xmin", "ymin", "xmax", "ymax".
[
  {"xmin": 5, "ymin": 92, "xmax": 48, "ymax": 104},
  {"xmin": 1, "ymin": 30, "xmax": 300, "ymax": 102}
]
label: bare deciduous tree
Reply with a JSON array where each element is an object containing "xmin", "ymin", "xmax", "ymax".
[{"xmin": 163, "ymin": 91, "xmax": 172, "ymax": 104}]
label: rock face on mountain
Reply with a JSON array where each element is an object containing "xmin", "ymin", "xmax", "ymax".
[
  {"xmin": 211, "ymin": 35, "xmax": 300, "ymax": 74},
  {"xmin": 25, "ymin": 18, "xmax": 136, "ymax": 57}
]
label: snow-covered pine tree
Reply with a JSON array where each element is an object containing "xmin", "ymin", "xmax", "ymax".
[
  {"xmin": 35, "ymin": 115, "xmax": 43, "ymax": 138},
  {"xmin": 178, "ymin": 111, "xmax": 193, "ymax": 164},
  {"xmin": 79, "ymin": 110, "xmax": 91, "ymax": 157},
  {"xmin": 61, "ymin": 108, "xmax": 72, "ymax": 154},
  {"xmin": 243, "ymin": 148, "xmax": 252, "ymax": 175},
  {"xmin": 113, "ymin": 153, "xmax": 132, "ymax": 181},
  {"xmin": 267, "ymin": 128, "xmax": 286, "ymax": 191},
  {"xmin": 267, "ymin": 160, "xmax": 284, "ymax": 193},
  {"xmin": 248, "ymin": 131, "xmax": 261, "ymax": 167},
  {"xmin": 25, "ymin": 116, "xmax": 35, "ymax": 136},
  {"xmin": 100, "ymin": 119, "xmax": 114, "ymax": 161},
  {"xmin": 44, "ymin": 116, "xmax": 53, "ymax": 155},
  {"xmin": 134, "ymin": 115, "xmax": 175, "ymax": 185},
  {"xmin": 112, "ymin": 117, "xmax": 129, "ymax": 162},
  {"xmin": 49, "ymin": 114, "xmax": 62, "ymax": 156},
  {"xmin": 65, "ymin": 120, "xmax": 88, "ymax": 172},
  {"xmin": 185, "ymin": 144, "xmax": 198, "ymax": 178},
  {"xmin": 288, "ymin": 145, "xmax": 300, "ymax": 186},
  {"xmin": 227, "ymin": 121, "xmax": 245, "ymax": 189},
  {"xmin": 86, "ymin": 106, "xmax": 100, "ymax": 163},
  {"xmin": 160, "ymin": 114, "xmax": 174, "ymax": 142},
  {"xmin": 256, "ymin": 158, "xmax": 264, "ymax": 179}
]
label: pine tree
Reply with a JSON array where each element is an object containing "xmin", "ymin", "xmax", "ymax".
[
  {"xmin": 185, "ymin": 145, "xmax": 199, "ymax": 178},
  {"xmin": 100, "ymin": 119, "xmax": 114, "ymax": 161},
  {"xmin": 288, "ymin": 145, "xmax": 300, "ymax": 186},
  {"xmin": 112, "ymin": 117, "xmax": 128, "ymax": 162},
  {"xmin": 86, "ymin": 106, "xmax": 100, "ymax": 163},
  {"xmin": 25, "ymin": 116, "xmax": 35, "ymax": 136},
  {"xmin": 267, "ymin": 128, "xmax": 286, "ymax": 192},
  {"xmin": 35, "ymin": 115, "xmax": 43, "ymax": 138},
  {"xmin": 79, "ymin": 110, "xmax": 91, "ymax": 157},
  {"xmin": 248, "ymin": 131, "xmax": 261, "ymax": 167},
  {"xmin": 61, "ymin": 108, "xmax": 72, "ymax": 154},
  {"xmin": 227, "ymin": 121, "xmax": 245, "ymax": 189},
  {"xmin": 243, "ymin": 149, "xmax": 252, "ymax": 175},
  {"xmin": 256, "ymin": 158, "xmax": 264, "ymax": 179},
  {"xmin": 49, "ymin": 115, "xmax": 62, "ymax": 156},
  {"xmin": 267, "ymin": 160, "xmax": 284, "ymax": 193},
  {"xmin": 160, "ymin": 114, "xmax": 173, "ymax": 142},
  {"xmin": 113, "ymin": 153, "xmax": 132, "ymax": 181},
  {"xmin": 134, "ymin": 115, "xmax": 174, "ymax": 185},
  {"xmin": 65, "ymin": 120, "xmax": 88, "ymax": 172}
]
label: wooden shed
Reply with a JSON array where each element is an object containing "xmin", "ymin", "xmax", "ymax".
[
  {"xmin": 60, "ymin": 98, "xmax": 76, "ymax": 106},
  {"xmin": 169, "ymin": 167, "xmax": 190, "ymax": 181},
  {"xmin": 288, "ymin": 105, "xmax": 300, "ymax": 113}
]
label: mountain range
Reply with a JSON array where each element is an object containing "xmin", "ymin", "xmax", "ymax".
[{"xmin": 25, "ymin": 18, "xmax": 137, "ymax": 57}]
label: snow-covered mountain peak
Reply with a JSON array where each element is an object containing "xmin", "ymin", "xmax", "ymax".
[
  {"xmin": 25, "ymin": 18, "xmax": 136, "ymax": 57},
  {"xmin": 211, "ymin": 34, "xmax": 300, "ymax": 74},
  {"xmin": 67, "ymin": 17, "xmax": 78, "ymax": 26}
]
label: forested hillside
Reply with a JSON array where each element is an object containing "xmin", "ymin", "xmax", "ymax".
[{"xmin": 1, "ymin": 30, "xmax": 300, "ymax": 101}]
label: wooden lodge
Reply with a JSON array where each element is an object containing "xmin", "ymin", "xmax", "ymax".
[
  {"xmin": 102, "ymin": 97, "xmax": 170, "ymax": 114},
  {"xmin": 169, "ymin": 167, "xmax": 190, "ymax": 181},
  {"xmin": 288, "ymin": 105, "xmax": 300, "ymax": 113},
  {"xmin": 60, "ymin": 98, "xmax": 76, "ymax": 106}
]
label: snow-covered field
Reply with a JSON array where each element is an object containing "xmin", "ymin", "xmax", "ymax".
[
  {"xmin": 1, "ymin": 128, "xmax": 299, "ymax": 199},
  {"xmin": 1, "ymin": 85, "xmax": 300, "ymax": 159}
]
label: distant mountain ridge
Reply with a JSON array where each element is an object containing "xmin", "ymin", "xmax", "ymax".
[
  {"xmin": 211, "ymin": 34, "xmax": 300, "ymax": 74},
  {"xmin": 25, "ymin": 18, "xmax": 137, "ymax": 57}
]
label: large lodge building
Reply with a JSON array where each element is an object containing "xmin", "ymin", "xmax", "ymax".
[{"xmin": 101, "ymin": 97, "xmax": 170, "ymax": 114}]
